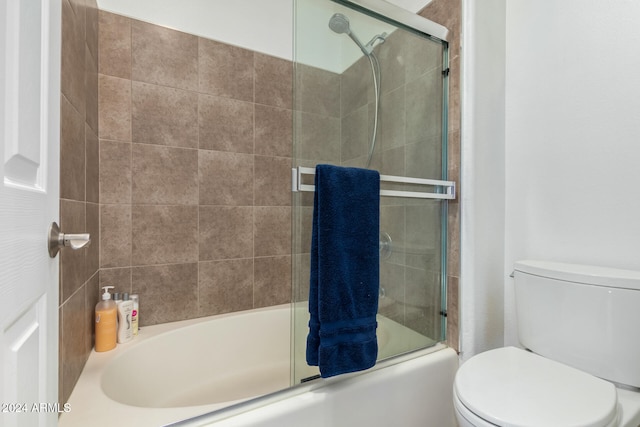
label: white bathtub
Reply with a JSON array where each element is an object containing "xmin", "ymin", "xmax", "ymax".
[{"xmin": 59, "ymin": 304, "xmax": 458, "ymax": 427}]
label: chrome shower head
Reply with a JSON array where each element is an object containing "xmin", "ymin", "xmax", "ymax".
[
  {"xmin": 328, "ymin": 13, "xmax": 371, "ymax": 56},
  {"xmin": 328, "ymin": 13, "xmax": 352, "ymax": 35}
]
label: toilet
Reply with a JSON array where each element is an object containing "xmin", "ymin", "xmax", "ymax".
[{"xmin": 453, "ymin": 260, "xmax": 640, "ymax": 427}]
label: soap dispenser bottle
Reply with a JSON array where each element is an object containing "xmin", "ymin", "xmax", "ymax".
[
  {"xmin": 117, "ymin": 293, "xmax": 134, "ymax": 344},
  {"xmin": 95, "ymin": 286, "xmax": 117, "ymax": 352}
]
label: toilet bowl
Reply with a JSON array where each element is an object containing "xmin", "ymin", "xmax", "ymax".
[
  {"xmin": 453, "ymin": 261, "xmax": 640, "ymax": 427},
  {"xmin": 453, "ymin": 347, "xmax": 622, "ymax": 427}
]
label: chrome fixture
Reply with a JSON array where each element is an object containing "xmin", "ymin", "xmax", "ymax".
[{"xmin": 48, "ymin": 222, "xmax": 91, "ymax": 258}]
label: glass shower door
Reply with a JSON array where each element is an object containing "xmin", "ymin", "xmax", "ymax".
[{"xmin": 292, "ymin": 0, "xmax": 450, "ymax": 384}]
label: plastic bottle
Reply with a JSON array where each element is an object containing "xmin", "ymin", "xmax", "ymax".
[
  {"xmin": 117, "ymin": 293, "xmax": 133, "ymax": 344},
  {"xmin": 95, "ymin": 286, "xmax": 117, "ymax": 352},
  {"xmin": 130, "ymin": 294, "xmax": 139, "ymax": 336}
]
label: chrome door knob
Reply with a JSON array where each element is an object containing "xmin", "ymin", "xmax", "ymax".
[{"xmin": 48, "ymin": 222, "xmax": 91, "ymax": 258}]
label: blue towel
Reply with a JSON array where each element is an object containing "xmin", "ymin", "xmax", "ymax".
[{"xmin": 306, "ymin": 164, "xmax": 380, "ymax": 378}]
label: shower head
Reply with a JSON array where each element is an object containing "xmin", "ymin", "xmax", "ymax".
[
  {"xmin": 328, "ymin": 13, "xmax": 370, "ymax": 56},
  {"xmin": 328, "ymin": 13, "xmax": 352, "ymax": 35}
]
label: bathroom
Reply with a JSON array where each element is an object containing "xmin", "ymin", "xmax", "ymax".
[{"xmin": 2, "ymin": 0, "xmax": 640, "ymax": 425}]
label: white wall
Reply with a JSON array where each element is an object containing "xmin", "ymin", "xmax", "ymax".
[
  {"xmin": 459, "ymin": 0, "xmax": 506, "ymax": 360},
  {"xmin": 503, "ymin": 1, "xmax": 640, "ymax": 345}
]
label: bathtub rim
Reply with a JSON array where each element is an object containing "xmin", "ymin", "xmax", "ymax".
[{"xmin": 168, "ymin": 341, "xmax": 450, "ymax": 427}]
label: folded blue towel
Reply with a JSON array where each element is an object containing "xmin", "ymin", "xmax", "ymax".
[{"xmin": 306, "ymin": 164, "xmax": 380, "ymax": 378}]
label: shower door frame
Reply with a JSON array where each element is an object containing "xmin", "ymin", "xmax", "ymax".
[{"xmin": 292, "ymin": 0, "xmax": 453, "ymax": 384}]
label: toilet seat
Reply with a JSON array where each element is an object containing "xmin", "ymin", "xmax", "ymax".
[{"xmin": 454, "ymin": 347, "xmax": 619, "ymax": 427}]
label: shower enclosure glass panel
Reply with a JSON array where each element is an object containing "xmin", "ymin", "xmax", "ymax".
[{"xmin": 292, "ymin": 0, "xmax": 450, "ymax": 383}]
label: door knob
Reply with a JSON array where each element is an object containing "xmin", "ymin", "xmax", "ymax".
[{"xmin": 48, "ymin": 222, "xmax": 91, "ymax": 258}]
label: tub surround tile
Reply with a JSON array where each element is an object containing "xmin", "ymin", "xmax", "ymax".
[
  {"xmin": 294, "ymin": 64, "xmax": 340, "ymax": 117},
  {"xmin": 99, "ymin": 267, "xmax": 132, "ymax": 295},
  {"xmin": 294, "ymin": 111, "xmax": 341, "ymax": 163},
  {"xmin": 99, "ymin": 11, "xmax": 131, "ymax": 79},
  {"xmin": 199, "ymin": 38, "xmax": 254, "ymax": 102},
  {"xmin": 132, "ymin": 205, "xmax": 198, "ymax": 265},
  {"xmin": 61, "ymin": 95, "xmax": 86, "ymax": 201},
  {"xmin": 60, "ymin": 287, "xmax": 87, "ymax": 405},
  {"xmin": 132, "ymin": 144, "xmax": 198, "ymax": 205},
  {"xmin": 131, "ymin": 81, "xmax": 198, "ymax": 149},
  {"xmin": 100, "ymin": 204, "xmax": 132, "ymax": 268},
  {"xmin": 85, "ymin": 202, "xmax": 100, "ymax": 280},
  {"xmin": 254, "ymin": 156, "xmax": 291, "ymax": 207},
  {"xmin": 61, "ymin": 0, "xmax": 86, "ymax": 119},
  {"xmin": 85, "ymin": 126, "xmax": 99, "ymax": 203},
  {"xmin": 254, "ymin": 53, "xmax": 293, "ymax": 109},
  {"xmin": 84, "ymin": 273, "xmax": 100, "ymax": 354},
  {"xmin": 198, "ymin": 94, "xmax": 254, "ymax": 153},
  {"xmin": 60, "ymin": 200, "xmax": 87, "ymax": 303},
  {"xmin": 255, "ymin": 104, "xmax": 292, "ymax": 158},
  {"xmin": 60, "ymin": 0, "xmax": 102, "ymax": 405},
  {"xmin": 98, "ymin": 75, "xmax": 131, "ymax": 142},
  {"xmin": 198, "ymin": 150, "xmax": 254, "ymax": 206},
  {"xmin": 131, "ymin": 20, "xmax": 198, "ymax": 91},
  {"xmin": 99, "ymin": 140, "xmax": 131, "ymax": 204},
  {"xmin": 254, "ymin": 206, "xmax": 292, "ymax": 257},
  {"xmin": 132, "ymin": 263, "xmax": 198, "ymax": 326},
  {"xmin": 199, "ymin": 206, "xmax": 253, "ymax": 261},
  {"xmin": 254, "ymin": 256, "xmax": 291, "ymax": 308},
  {"xmin": 199, "ymin": 259, "xmax": 254, "ymax": 316},
  {"xmin": 85, "ymin": 46, "xmax": 99, "ymax": 134}
]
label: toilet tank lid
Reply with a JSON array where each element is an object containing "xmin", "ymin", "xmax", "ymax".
[{"xmin": 514, "ymin": 260, "xmax": 640, "ymax": 291}]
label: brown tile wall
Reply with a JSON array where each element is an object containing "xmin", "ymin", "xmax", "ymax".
[
  {"xmin": 97, "ymin": 12, "xmax": 293, "ymax": 327},
  {"xmin": 59, "ymin": 0, "xmax": 100, "ymax": 405},
  {"xmin": 419, "ymin": 0, "xmax": 462, "ymax": 352}
]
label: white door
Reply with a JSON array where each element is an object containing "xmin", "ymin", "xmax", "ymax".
[{"xmin": 0, "ymin": 0, "xmax": 61, "ymax": 426}]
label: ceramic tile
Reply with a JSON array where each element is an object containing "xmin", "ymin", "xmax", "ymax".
[
  {"xmin": 132, "ymin": 144, "xmax": 198, "ymax": 205},
  {"xmin": 254, "ymin": 256, "xmax": 291, "ymax": 308},
  {"xmin": 60, "ymin": 200, "xmax": 86, "ymax": 303},
  {"xmin": 99, "ymin": 140, "xmax": 131, "ymax": 204},
  {"xmin": 98, "ymin": 11, "xmax": 131, "ymax": 79},
  {"xmin": 131, "ymin": 81, "xmax": 198, "ymax": 148},
  {"xmin": 199, "ymin": 206, "xmax": 253, "ymax": 261},
  {"xmin": 60, "ymin": 287, "xmax": 87, "ymax": 404},
  {"xmin": 198, "ymin": 94, "xmax": 254, "ymax": 153},
  {"xmin": 294, "ymin": 63, "xmax": 339, "ymax": 117},
  {"xmin": 199, "ymin": 38, "xmax": 254, "ymax": 102},
  {"xmin": 254, "ymin": 206, "xmax": 291, "ymax": 257},
  {"xmin": 254, "ymin": 156, "xmax": 291, "ymax": 207},
  {"xmin": 131, "ymin": 20, "xmax": 198, "ymax": 91},
  {"xmin": 85, "ymin": 202, "xmax": 100, "ymax": 281},
  {"xmin": 98, "ymin": 75, "xmax": 131, "ymax": 142},
  {"xmin": 61, "ymin": 95, "xmax": 86, "ymax": 201},
  {"xmin": 85, "ymin": 126, "xmax": 99, "ymax": 203},
  {"xmin": 85, "ymin": 45, "xmax": 99, "ymax": 134},
  {"xmin": 198, "ymin": 150, "xmax": 254, "ymax": 206},
  {"xmin": 255, "ymin": 53, "xmax": 292, "ymax": 109},
  {"xmin": 100, "ymin": 204, "xmax": 131, "ymax": 268},
  {"xmin": 255, "ymin": 104, "xmax": 292, "ymax": 158},
  {"xmin": 61, "ymin": 0, "xmax": 86, "ymax": 118},
  {"xmin": 131, "ymin": 205, "xmax": 198, "ymax": 265},
  {"xmin": 132, "ymin": 263, "xmax": 198, "ymax": 326},
  {"xmin": 198, "ymin": 259, "xmax": 253, "ymax": 316}
]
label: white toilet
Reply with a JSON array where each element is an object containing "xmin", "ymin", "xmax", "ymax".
[{"xmin": 453, "ymin": 260, "xmax": 640, "ymax": 427}]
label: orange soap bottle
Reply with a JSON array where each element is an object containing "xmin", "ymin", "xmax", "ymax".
[{"xmin": 95, "ymin": 286, "xmax": 117, "ymax": 352}]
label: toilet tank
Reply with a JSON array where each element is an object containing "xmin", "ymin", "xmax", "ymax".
[{"xmin": 513, "ymin": 260, "xmax": 640, "ymax": 388}]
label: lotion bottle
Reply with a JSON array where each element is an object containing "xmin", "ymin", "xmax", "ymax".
[
  {"xmin": 117, "ymin": 293, "xmax": 133, "ymax": 343},
  {"xmin": 95, "ymin": 286, "xmax": 117, "ymax": 352},
  {"xmin": 130, "ymin": 294, "xmax": 139, "ymax": 336}
]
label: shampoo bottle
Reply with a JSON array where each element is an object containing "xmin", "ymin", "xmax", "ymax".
[
  {"xmin": 95, "ymin": 286, "xmax": 117, "ymax": 352},
  {"xmin": 130, "ymin": 294, "xmax": 139, "ymax": 336},
  {"xmin": 117, "ymin": 293, "xmax": 133, "ymax": 344}
]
